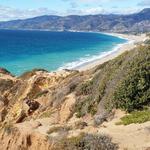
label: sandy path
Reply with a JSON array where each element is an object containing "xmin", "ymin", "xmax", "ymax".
[{"xmin": 98, "ymin": 110, "xmax": 150, "ymax": 150}]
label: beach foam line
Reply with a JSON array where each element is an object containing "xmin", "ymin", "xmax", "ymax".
[
  {"xmin": 58, "ymin": 39, "xmax": 130, "ymax": 71},
  {"xmin": 58, "ymin": 32, "xmax": 137, "ymax": 71},
  {"xmin": 101, "ymin": 32, "xmax": 128, "ymax": 40}
]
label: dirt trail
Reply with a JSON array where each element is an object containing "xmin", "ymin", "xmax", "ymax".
[{"xmin": 97, "ymin": 110, "xmax": 150, "ymax": 150}]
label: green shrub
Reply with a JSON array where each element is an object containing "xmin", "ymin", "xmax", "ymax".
[
  {"xmin": 75, "ymin": 99, "xmax": 88, "ymax": 118},
  {"xmin": 75, "ymin": 96, "xmax": 97, "ymax": 118},
  {"xmin": 53, "ymin": 133, "xmax": 118, "ymax": 150},
  {"xmin": 116, "ymin": 110, "xmax": 150, "ymax": 125},
  {"xmin": 76, "ymin": 80, "xmax": 93, "ymax": 96},
  {"xmin": 74, "ymin": 43, "xmax": 150, "ymax": 119},
  {"xmin": 113, "ymin": 47, "xmax": 150, "ymax": 112}
]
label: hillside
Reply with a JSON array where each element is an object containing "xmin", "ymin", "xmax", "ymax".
[
  {"xmin": 0, "ymin": 35, "xmax": 149, "ymax": 149},
  {"xmin": 0, "ymin": 8, "xmax": 150, "ymax": 33}
]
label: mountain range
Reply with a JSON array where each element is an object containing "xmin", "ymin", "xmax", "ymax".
[{"xmin": 0, "ymin": 8, "xmax": 150, "ymax": 33}]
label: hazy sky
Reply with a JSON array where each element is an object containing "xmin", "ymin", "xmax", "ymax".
[{"xmin": 0, "ymin": 0, "xmax": 149, "ymax": 21}]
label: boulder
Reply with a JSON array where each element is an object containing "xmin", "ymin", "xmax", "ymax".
[{"xmin": 25, "ymin": 99, "xmax": 40, "ymax": 115}]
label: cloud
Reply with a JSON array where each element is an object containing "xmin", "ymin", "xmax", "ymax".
[
  {"xmin": 0, "ymin": 5, "xmax": 58, "ymax": 21},
  {"xmin": 0, "ymin": 2, "xmax": 142, "ymax": 21},
  {"xmin": 66, "ymin": 7, "xmax": 140, "ymax": 15},
  {"xmin": 66, "ymin": 7, "xmax": 105, "ymax": 15},
  {"xmin": 138, "ymin": 0, "xmax": 150, "ymax": 6}
]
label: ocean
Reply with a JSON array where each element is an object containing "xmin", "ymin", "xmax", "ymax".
[{"xmin": 0, "ymin": 30, "xmax": 126, "ymax": 75}]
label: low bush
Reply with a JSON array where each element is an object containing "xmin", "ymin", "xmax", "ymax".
[
  {"xmin": 76, "ymin": 80, "xmax": 93, "ymax": 96},
  {"xmin": 116, "ymin": 110, "xmax": 150, "ymax": 125},
  {"xmin": 113, "ymin": 46, "xmax": 150, "ymax": 112},
  {"xmin": 75, "ymin": 96, "xmax": 97, "ymax": 118},
  {"xmin": 74, "ymin": 43, "xmax": 150, "ymax": 121},
  {"xmin": 53, "ymin": 133, "xmax": 118, "ymax": 150}
]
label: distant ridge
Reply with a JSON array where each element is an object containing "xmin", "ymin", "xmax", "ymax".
[
  {"xmin": 140, "ymin": 8, "xmax": 150, "ymax": 14},
  {"xmin": 0, "ymin": 8, "xmax": 150, "ymax": 33}
]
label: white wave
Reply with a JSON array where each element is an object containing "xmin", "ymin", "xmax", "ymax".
[{"xmin": 58, "ymin": 40, "xmax": 130, "ymax": 71}]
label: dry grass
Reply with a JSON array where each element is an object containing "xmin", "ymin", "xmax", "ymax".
[{"xmin": 47, "ymin": 126, "xmax": 71, "ymax": 134}]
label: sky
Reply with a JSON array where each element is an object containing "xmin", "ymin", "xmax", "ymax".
[{"xmin": 0, "ymin": 0, "xmax": 149, "ymax": 21}]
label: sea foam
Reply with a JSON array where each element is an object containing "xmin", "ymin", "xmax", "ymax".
[{"xmin": 58, "ymin": 39, "xmax": 129, "ymax": 71}]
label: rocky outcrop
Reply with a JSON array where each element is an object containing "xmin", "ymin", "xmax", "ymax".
[
  {"xmin": 0, "ymin": 68, "xmax": 12, "ymax": 75},
  {"xmin": 0, "ymin": 69, "xmax": 84, "ymax": 124}
]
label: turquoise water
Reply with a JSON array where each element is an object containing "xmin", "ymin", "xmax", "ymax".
[{"xmin": 0, "ymin": 30, "xmax": 126, "ymax": 75}]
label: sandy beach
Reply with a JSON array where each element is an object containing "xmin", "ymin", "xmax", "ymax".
[{"xmin": 76, "ymin": 33, "xmax": 147, "ymax": 71}]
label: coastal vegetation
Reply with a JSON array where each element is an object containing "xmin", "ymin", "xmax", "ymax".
[
  {"xmin": 74, "ymin": 42, "xmax": 150, "ymax": 124},
  {"xmin": 52, "ymin": 133, "xmax": 118, "ymax": 150},
  {"xmin": 116, "ymin": 110, "xmax": 150, "ymax": 125},
  {"xmin": 0, "ymin": 35, "xmax": 149, "ymax": 149},
  {"xmin": 113, "ymin": 45, "xmax": 150, "ymax": 112},
  {"xmin": 116, "ymin": 109, "xmax": 150, "ymax": 125}
]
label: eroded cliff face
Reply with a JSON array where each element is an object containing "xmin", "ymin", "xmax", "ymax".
[
  {"xmin": 0, "ymin": 127, "xmax": 52, "ymax": 150},
  {"xmin": 0, "ymin": 69, "xmax": 85, "ymax": 124},
  {"xmin": 0, "ymin": 68, "xmax": 96, "ymax": 150},
  {"xmin": 0, "ymin": 68, "xmax": 92, "ymax": 149}
]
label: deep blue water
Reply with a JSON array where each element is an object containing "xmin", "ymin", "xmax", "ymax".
[{"xmin": 0, "ymin": 30, "xmax": 126, "ymax": 75}]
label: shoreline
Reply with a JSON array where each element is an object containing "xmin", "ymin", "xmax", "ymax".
[
  {"xmin": 0, "ymin": 29, "xmax": 147, "ymax": 75},
  {"xmin": 72, "ymin": 33, "xmax": 147, "ymax": 71}
]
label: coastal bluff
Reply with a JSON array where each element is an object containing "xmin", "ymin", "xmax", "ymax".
[{"xmin": 0, "ymin": 39, "xmax": 150, "ymax": 150}]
